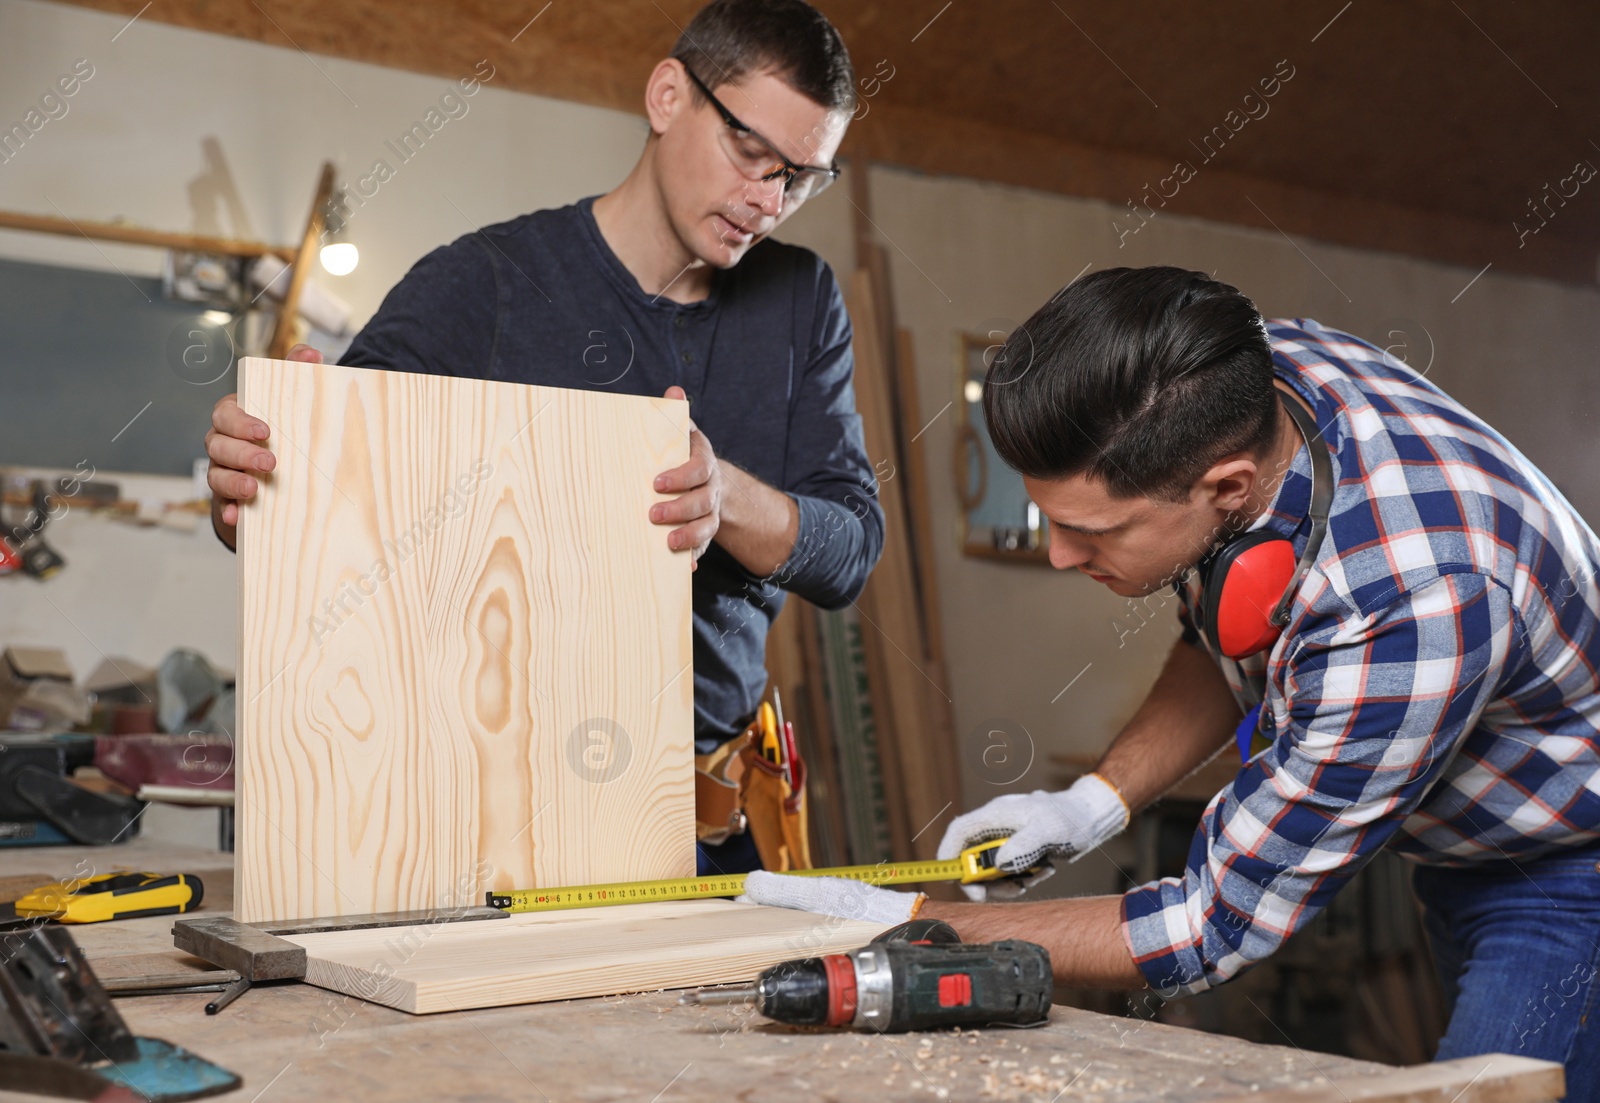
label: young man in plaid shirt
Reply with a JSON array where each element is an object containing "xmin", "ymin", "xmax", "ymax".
[{"xmin": 746, "ymin": 267, "xmax": 1600, "ymax": 1091}]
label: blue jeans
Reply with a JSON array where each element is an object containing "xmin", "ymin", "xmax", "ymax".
[{"xmin": 1413, "ymin": 841, "xmax": 1600, "ymax": 1101}]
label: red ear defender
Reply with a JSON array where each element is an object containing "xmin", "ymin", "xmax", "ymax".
[
  {"xmin": 1194, "ymin": 389, "xmax": 1335, "ymax": 663},
  {"xmin": 1198, "ymin": 531, "xmax": 1298, "ymax": 659}
]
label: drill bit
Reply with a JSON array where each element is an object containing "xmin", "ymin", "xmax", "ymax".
[{"xmin": 679, "ymin": 986, "xmax": 758, "ymax": 1006}]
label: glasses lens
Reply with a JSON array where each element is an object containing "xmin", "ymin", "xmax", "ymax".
[
  {"xmin": 715, "ymin": 125, "xmax": 786, "ymax": 184},
  {"xmin": 714, "ymin": 123, "xmax": 835, "ymax": 205},
  {"xmin": 786, "ymin": 169, "xmax": 836, "ymax": 203}
]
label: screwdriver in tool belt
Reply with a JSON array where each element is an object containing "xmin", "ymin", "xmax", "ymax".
[
  {"xmin": 680, "ymin": 919, "xmax": 1052, "ymax": 1033},
  {"xmin": 757, "ymin": 699, "xmax": 782, "ymax": 767}
]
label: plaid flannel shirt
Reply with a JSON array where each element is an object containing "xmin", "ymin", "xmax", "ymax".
[{"xmin": 1122, "ymin": 318, "xmax": 1600, "ymax": 997}]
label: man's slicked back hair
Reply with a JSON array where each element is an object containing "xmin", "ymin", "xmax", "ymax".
[
  {"xmin": 983, "ymin": 267, "xmax": 1278, "ymax": 502},
  {"xmin": 671, "ymin": 0, "xmax": 856, "ymax": 112}
]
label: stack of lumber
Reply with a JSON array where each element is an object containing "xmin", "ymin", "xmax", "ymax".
[{"xmin": 764, "ymin": 182, "xmax": 965, "ymax": 867}]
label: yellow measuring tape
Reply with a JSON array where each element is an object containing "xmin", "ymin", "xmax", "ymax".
[{"xmin": 487, "ymin": 839, "xmax": 1010, "ymax": 914}]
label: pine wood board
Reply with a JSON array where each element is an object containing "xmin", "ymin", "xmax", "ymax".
[
  {"xmin": 280, "ymin": 899, "xmax": 887, "ymax": 1014},
  {"xmin": 234, "ymin": 356, "xmax": 695, "ymax": 924}
]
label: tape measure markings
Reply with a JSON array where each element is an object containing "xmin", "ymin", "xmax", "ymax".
[{"xmin": 490, "ymin": 858, "xmax": 968, "ymax": 914}]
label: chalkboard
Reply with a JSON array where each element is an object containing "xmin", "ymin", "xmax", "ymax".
[{"xmin": 0, "ymin": 255, "xmax": 239, "ymax": 477}]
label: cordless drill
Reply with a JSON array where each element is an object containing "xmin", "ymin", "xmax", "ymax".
[{"xmin": 681, "ymin": 919, "xmax": 1052, "ymax": 1032}]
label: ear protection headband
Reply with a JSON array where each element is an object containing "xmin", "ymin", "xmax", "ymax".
[{"xmin": 1195, "ymin": 391, "xmax": 1332, "ymax": 660}]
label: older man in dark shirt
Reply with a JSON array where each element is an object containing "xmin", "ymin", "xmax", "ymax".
[{"xmin": 203, "ymin": 0, "xmax": 882, "ymax": 870}]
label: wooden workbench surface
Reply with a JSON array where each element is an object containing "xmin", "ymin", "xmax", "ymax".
[{"xmin": 0, "ymin": 840, "xmax": 1562, "ymax": 1103}]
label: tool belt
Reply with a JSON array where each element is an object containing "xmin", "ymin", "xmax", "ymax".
[{"xmin": 694, "ymin": 703, "xmax": 811, "ymax": 871}]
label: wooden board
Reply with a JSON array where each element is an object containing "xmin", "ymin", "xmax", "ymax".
[
  {"xmin": 234, "ymin": 357, "xmax": 695, "ymax": 924},
  {"xmin": 281, "ymin": 900, "xmax": 887, "ymax": 1014}
]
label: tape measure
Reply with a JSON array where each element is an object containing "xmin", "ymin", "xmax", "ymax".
[{"xmin": 487, "ymin": 839, "xmax": 1010, "ymax": 914}]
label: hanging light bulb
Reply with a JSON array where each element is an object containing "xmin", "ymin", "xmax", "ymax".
[
  {"xmin": 319, "ymin": 188, "xmax": 360, "ymax": 276},
  {"xmin": 321, "ymin": 241, "xmax": 358, "ymax": 276}
]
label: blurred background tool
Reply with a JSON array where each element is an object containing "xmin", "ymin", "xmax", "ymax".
[
  {"xmin": 15, "ymin": 871, "xmax": 204, "ymax": 923},
  {"xmin": 0, "ymin": 734, "xmax": 144, "ymax": 847},
  {"xmin": 0, "ymin": 480, "xmax": 67, "ymax": 579},
  {"xmin": 0, "ymin": 731, "xmax": 236, "ymax": 849},
  {"xmin": 0, "ymin": 918, "xmax": 239, "ymax": 1100}
]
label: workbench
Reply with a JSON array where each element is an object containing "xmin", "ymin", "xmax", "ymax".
[{"xmin": 0, "ymin": 840, "xmax": 1563, "ymax": 1103}]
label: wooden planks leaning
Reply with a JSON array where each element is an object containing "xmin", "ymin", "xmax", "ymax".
[
  {"xmin": 234, "ymin": 357, "xmax": 695, "ymax": 924},
  {"xmin": 282, "ymin": 900, "xmax": 887, "ymax": 1013},
  {"xmin": 844, "ymin": 260, "xmax": 964, "ymax": 861}
]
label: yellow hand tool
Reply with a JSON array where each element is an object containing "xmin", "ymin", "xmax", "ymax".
[
  {"xmin": 15, "ymin": 871, "xmax": 205, "ymax": 923},
  {"xmin": 756, "ymin": 699, "xmax": 782, "ymax": 766},
  {"xmin": 488, "ymin": 838, "xmax": 1021, "ymax": 914}
]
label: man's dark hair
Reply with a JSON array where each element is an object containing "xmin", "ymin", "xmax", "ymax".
[
  {"xmin": 983, "ymin": 267, "xmax": 1277, "ymax": 502},
  {"xmin": 672, "ymin": 0, "xmax": 856, "ymax": 113}
]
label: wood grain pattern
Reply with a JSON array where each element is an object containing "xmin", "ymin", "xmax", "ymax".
[
  {"xmin": 235, "ymin": 356, "xmax": 695, "ymax": 923},
  {"xmin": 282, "ymin": 900, "xmax": 887, "ymax": 1013}
]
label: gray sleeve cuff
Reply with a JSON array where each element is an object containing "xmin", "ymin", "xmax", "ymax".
[{"xmin": 770, "ymin": 494, "xmax": 878, "ymax": 610}]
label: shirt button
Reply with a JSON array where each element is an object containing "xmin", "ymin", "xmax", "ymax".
[
  {"xmin": 675, "ymin": 315, "xmax": 687, "ymax": 329},
  {"xmin": 681, "ymin": 352, "xmax": 694, "ymax": 364}
]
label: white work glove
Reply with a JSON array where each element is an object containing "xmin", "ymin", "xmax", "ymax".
[
  {"xmin": 738, "ymin": 870, "xmax": 923, "ymax": 926},
  {"xmin": 937, "ymin": 773, "xmax": 1131, "ymax": 901}
]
